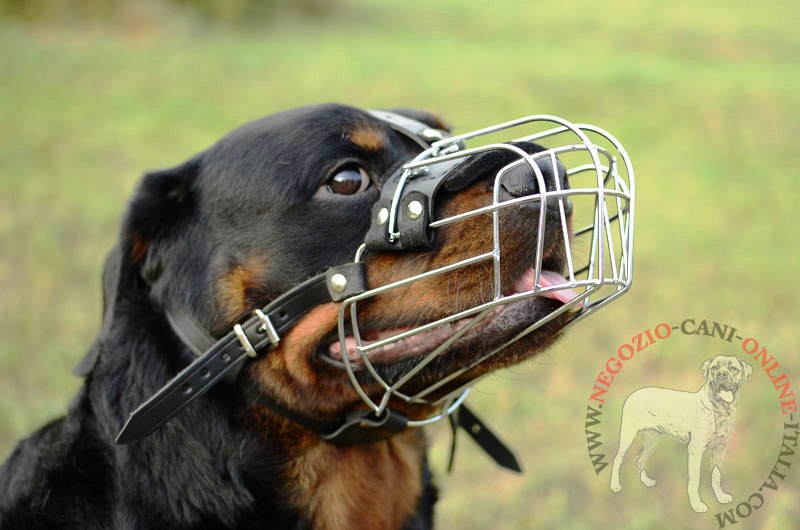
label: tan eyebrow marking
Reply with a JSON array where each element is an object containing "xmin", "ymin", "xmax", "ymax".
[{"xmin": 346, "ymin": 123, "xmax": 385, "ymax": 152}]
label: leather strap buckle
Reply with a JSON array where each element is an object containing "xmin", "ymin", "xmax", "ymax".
[
  {"xmin": 233, "ymin": 324, "xmax": 258, "ymax": 358},
  {"xmin": 253, "ymin": 308, "xmax": 280, "ymax": 347}
]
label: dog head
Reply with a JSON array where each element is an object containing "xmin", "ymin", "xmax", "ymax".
[
  {"xmin": 110, "ymin": 103, "xmax": 632, "ymax": 436},
  {"xmin": 702, "ymin": 355, "xmax": 752, "ymax": 405}
]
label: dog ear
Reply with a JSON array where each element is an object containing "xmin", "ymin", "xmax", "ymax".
[
  {"xmin": 739, "ymin": 359, "xmax": 753, "ymax": 382},
  {"xmin": 75, "ymin": 159, "xmax": 202, "ymax": 375},
  {"xmin": 702, "ymin": 358, "xmax": 712, "ymax": 381},
  {"xmin": 121, "ymin": 156, "xmax": 202, "ymax": 283}
]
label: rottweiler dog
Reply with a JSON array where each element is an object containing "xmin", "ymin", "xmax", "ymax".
[{"xmin": 0, "ymin": 104, "xmax": 575, "ymax": 530}]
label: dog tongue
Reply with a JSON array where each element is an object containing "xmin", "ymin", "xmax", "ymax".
[
  {"xmin": 718, "ymin": 390, "xmax": 735, "ymax": 403},
  {"xmin": 513, "ymin": 268, "xmax": 581, "ymax": 306}
]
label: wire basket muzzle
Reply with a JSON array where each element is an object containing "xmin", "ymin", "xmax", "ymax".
[{"xmin": 334, "ymin": 116, "xmax": 635, "ymax": 424}]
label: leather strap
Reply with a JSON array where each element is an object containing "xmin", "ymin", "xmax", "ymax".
[
  {"xmin": 365, "ymin": 159, "xmax": 463, "ymax": 251},
  {"xmin": 116, "ymin": 274, "xmax": 331, "ymax": 444},
  {"xmin": 368, "ymin": 110, "xmax": 445, "ymax": 149},
  {"xmin": 166, "ymin": 309, "xmax": 215, "ymax": 356},
  {"xmin": 449, "ymin": 404, "xmax": 522, "ymax": 473}
]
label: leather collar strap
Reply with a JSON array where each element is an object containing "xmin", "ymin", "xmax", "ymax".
[
  {"xmin": 368, "ymin": 110, "xmax": 446, "ymax": 148},
  {"xmin": 448, "ymin": 404, "xmax": 522, "ymax": 473},
  {"xmin": 116, "ymin": 273, "xmax": 333, "ymax": 444},
  {"xmin": 240, "ymin": 381, "xmax": 410, "ymax": 446}
]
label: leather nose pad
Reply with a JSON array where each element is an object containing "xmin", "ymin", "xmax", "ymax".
[{"xmin": 500, "ymin": 157, "xmax": 569, "ymax": 198}]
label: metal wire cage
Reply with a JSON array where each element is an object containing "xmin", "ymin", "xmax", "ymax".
[{"xmin": 334, "ymin": 115, "xmax": 635, "ymax": 426}]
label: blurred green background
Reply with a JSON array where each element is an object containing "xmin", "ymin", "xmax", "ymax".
[{"xmin": 1, "ymin": 1, "xmax": 798, "ymax": 528}]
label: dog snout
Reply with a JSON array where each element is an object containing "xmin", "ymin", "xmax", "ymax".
[{"xmin": 715, "ymin": 369, "xmax": 735, "ymax": 386}]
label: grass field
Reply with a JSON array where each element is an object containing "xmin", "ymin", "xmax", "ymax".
[{"xmin": 1, "ymin": 1, "xmax": 798, "ymax": 528}]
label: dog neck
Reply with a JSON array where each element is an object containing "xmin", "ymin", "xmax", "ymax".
[{"xmin": 281, "ymin": 429, "xmax": 428, "ymax": 530}]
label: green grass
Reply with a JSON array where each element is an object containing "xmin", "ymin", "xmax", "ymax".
[{"xmin": 1, "ymin": 1, "xmax": 798, "ymax": 528}]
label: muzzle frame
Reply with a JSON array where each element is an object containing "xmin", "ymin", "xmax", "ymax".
[{"xmin": 335, "ymin": 115, "xmax": 635, "ymax": 422}]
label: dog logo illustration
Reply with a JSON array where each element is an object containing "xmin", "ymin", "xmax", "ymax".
[{"xmin": 608, "ymin": 354, "xmax": 752, "ymax": 512}]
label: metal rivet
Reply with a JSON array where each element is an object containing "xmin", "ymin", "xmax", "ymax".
[
  {"xmin": 471, "ymin": 424, "xmax": 481, "ymax": 435},
  {"xmin": 421, "ymin": 128, "xmax": 444, "ymax": 142},
  {"xmin": 330, "ymin": 273, "xmax": 348, "ymax": 293},
  {"xmin": 376, "ymin": 207, "xmax": 389, "ymax": 226},
  {"xmin": 406, "ymin": 200, "xmax": 423, "ymax": 220}
]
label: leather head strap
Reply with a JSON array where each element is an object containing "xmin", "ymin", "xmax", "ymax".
[{"xmin": 115, "ymin": 272, "xmax": 336, "ymax": 444}]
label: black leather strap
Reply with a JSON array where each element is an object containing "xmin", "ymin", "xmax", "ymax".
[
  {"xmin": 116, "ymin": 332, "xmax": 251, "ymax": 444},
  {"xmin": 321, "ymin": 408, "xmax": 408, "ymax": 445},
  {"xmin": 240, "ymin": 381, "xmax": 339, "ymax": 434},
  {"xmin": 244, "ymin": 374, "xmax": 410, "ymax": 445},
  {"xmin": 116, "ymin": 274, "xmax": 332, "ymax": 445},
  {"xmin": 166, "ymin": 309, "xmax": 215, "ymax": 355},
  {"xmin": 451, "ymin": 404, "xmax": 523, "ymax": 473},
  {"xmin": 369, "ymin": 110, "xmax": 445, "ymax": 149},
  {"xmin": 364, "ymin": 158, "xmax": 466, "ymax": 251}
]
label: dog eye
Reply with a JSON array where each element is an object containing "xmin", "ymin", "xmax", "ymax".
[{"xmin": 326, "ymin": 166, "xmax": 370, "ymax": 195}]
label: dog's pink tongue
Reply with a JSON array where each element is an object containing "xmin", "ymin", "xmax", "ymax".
[{"xmin": 513, "ymin": 269, "xmax": 581, "ymax": 306}]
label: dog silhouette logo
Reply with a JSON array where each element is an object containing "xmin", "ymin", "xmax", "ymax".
[{"xmin": 608, "ymin": 355, "xmax": 752, "ymax": 513}]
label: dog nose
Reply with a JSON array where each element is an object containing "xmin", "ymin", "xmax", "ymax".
[{"xmin": 500, "ymin": 156, "xmax": 571, "ymax": 213}]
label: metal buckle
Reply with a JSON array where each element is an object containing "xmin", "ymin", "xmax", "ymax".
[
  {"xmin": 233, "ymin": 324, "xmax": 258, "ymax": 358},
  {"xmin": 253, "ymin": 308, "xmax": 280, "ymax": 348}
]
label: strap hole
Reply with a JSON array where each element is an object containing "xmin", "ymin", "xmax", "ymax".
[
  {"xmin": 182, "ymin": 383, "xmax": 192, "ymax": 395},
  {"xmin": 278, "ymin": 310, "xmax": 287, "ymax": 320},
  {"xmin": 221, "ymin": 352, "xmax": 231, "ymax": 362},
  {"xmin": 200, "ymin": 368, "xmax": 211, "ymax": 378}
]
